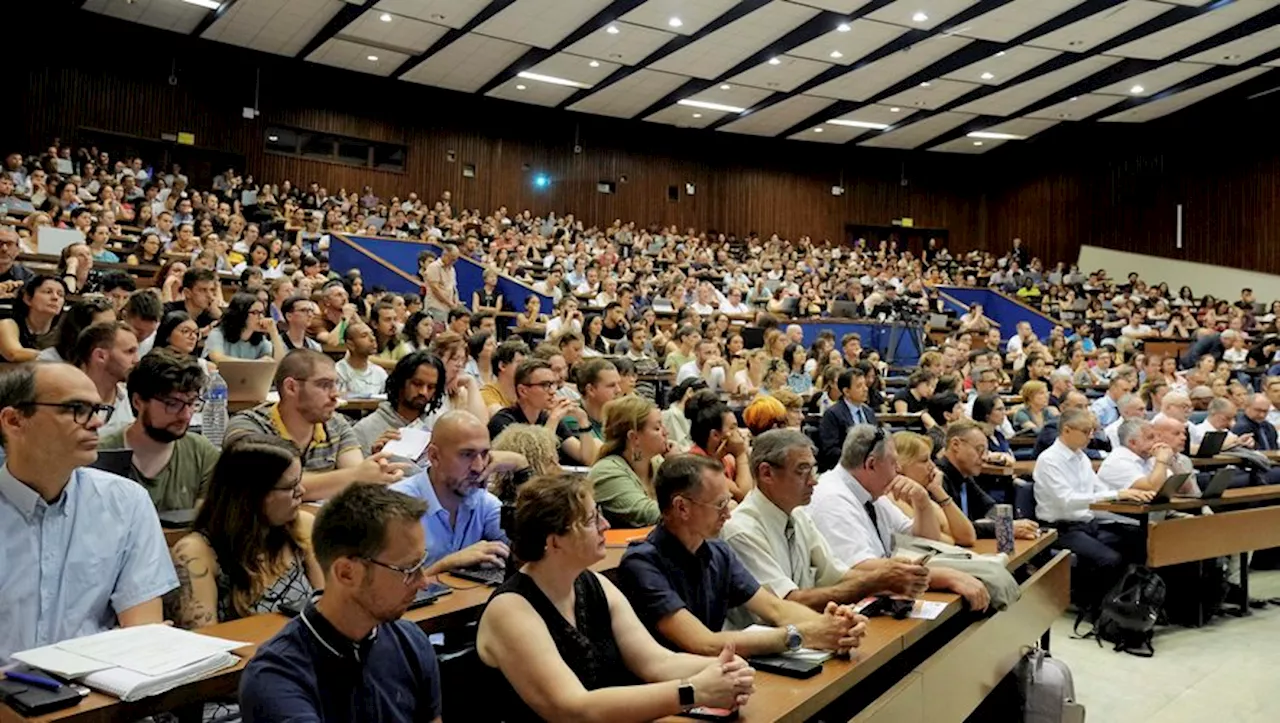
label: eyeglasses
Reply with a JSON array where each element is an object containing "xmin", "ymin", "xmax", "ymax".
[
  {"xmin": 271, "ymin": 475, "xmax": 304, "ymax": 497},
  {"xmin": 175, "ymin": 326, "xmax": 199, "ymax": 338},
  {"xmin": 363, "ymin": 550, "xmax": 431, "ymax": 586},
  {"xmin": 16, "ymin": 401, "xmax": 115, "ymax": 428},
  {"xmin": 522, "ymin": 380, "xmax": 557, "ymax": 391},
  {"xmin": 681, "ymin": 495, "xmax": 733, "ymax": 514},
  {"xmin": 303, "ymin": 378, "xmax": 339, "ymax": 392},
  {"xmin": 156, "ymin": 395, "xmax": 205, "ymax": 414}
]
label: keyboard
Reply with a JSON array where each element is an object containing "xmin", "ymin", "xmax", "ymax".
[{"xmin": 452, "ymin": 566, "xmax": 507, "ymax": 586}]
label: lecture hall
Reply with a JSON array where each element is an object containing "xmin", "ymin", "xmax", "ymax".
[{"xmin": 3, "ymin": 0, "xmax": 1280, "ymax": 721}]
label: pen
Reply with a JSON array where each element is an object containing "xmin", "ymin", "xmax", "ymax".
[{"xmin": 5, "ymin": 671, "xmax": 63, "ymax": 691}]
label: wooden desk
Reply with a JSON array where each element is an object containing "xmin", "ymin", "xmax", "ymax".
[
  {"xmin": 1144, "ymin": 338, "xmax": 1193, "ymax": 363},
  {"xmin": 879, "ymin": 413, "xmax": 924, "ymax": 428}
]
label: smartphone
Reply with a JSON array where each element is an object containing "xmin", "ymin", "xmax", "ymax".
[
  {"xmin": 682, "ymin": 706, "xmax": 739, "ymax": 721},
  {"xmin": 915, "ymin": 551, "xmax": 937, "ymax": 566}
]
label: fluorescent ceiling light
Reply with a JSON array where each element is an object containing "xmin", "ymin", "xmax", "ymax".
[
  {"xmin": 830, "ymin": 50, "xmax": 843, "ymax": 58},
  {"xmin": 517, "ymin": 71, "xmax": 590, "ymax": 89},
  {"xmin": 828, "ymin": 119, "xmax": 889, "ymax": 129},
  {"xmin": 837, "ymin": 23, "xmax": 851, "ymax": 32},
  {"xmin": 980, "ymin": 72, "xmax": 994, "ymax": 80},
  {"xmin": 668, "ymin": 17, "xmax": 683, "ymax": 28},
  {"xmin": 182, "ymin": 0, "xmax": 222, "ymax": 9},
  {"xmin": 912, "ymin": 11, "xmax": 929, "ymax": 23},
  {"xmin": 1130, "ymin": 84, "xmax": 1144, "ymax": 94},
  {"xmin": 677, "ymin": 99, "xmax": 747, "ymax": 113},
  {"xmin": 606, "ymin": 25, "xmax": 620, "ymax": 34},
  {"xmin": 379, "ymin": 13, "xmax": 392, "ymax": 22},
  {"xmin": 967, "ymin": 131, "xmax": 1025, "ymax": 140},
  {"xmin": 767, "ymin": 57, "xmax": 781, "ymax": 65}
]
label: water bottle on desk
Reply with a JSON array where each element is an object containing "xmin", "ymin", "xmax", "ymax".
[
  {"xmin": 204, "ymin": 371, "xmax": 229, "ymax": 448},
  {"xmin": 994, "ymin": 503, "xmax": 1015, "ymax": 554}
]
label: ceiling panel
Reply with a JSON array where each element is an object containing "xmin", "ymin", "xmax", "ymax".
[
  {"xmin": 880, "ymin": 78, "xmax": 983, "ymax": 109},
  {"xmin": 525, "ymin": 53, "xmax": 624, "ymax": 86},
  {"xmin": 951, "ymin": 0, "xmax": 1089, "ymax": 42},
  {"xmin": 929, "ymin": 136, "xmax": 1007, "ymax": 152},
  {"xmin": 339, "ymin": 10, "xmax": 450, "ymax": 55},
  {"xmin": 864, "ymin": 0, "xmax": 982, "ymax": 30},
  {"xmin": 622, "ymin": 0, "xmax": 741, "ymax": 36},
  {"xmin": 84, "ymin": 0, "xmax": 209, "ymax": 34},
  {"xmin": 1101, "ymin": 65, "xmax": 1269, "ymax": 121},
  {"xmin": 788, "ymin": 19, "xmax": 910, "ymax": 66},
  {"xmin": 807, "ymin": 34, "xmax": 974, "ymax": 100},
  {"xmin": 858, "ymin": 110, "xmax": 975, "ymax": 148},
  {"xmin": 1182, "ymin": 25, "xmax": 1280, "ymax": 66},
  {"xmin": 648, "ymin": 1, "xmax": 821, "ymax": 80},
  {"xmin": 789, "ymin": 122, "xmax": 870, "ymax": 143},
  {"xmin": 401, "ymin": 34, "xmax": 531, "ymax": 92},
  {"xmin": 646, "ymin": 104, "xmax": 731, "ymax": 128},
  {"xmin": 1094, "ymin": 60, "xmax": 1212, "ymax": 95},
  {"xmin": 1028, "ymin": 0, "xmax": 1171, "ymax": 53},
  {"xmin": 308, "ymin": 39, "xmax": 411, "ymax": 76},
  {"xmin": 954, "ymin": 54, "xmax": 1122, "ymax": 114},
  {"xmin": 475, "ymin": 0, "xmax": 615, "ymax": 49},
  {"xmin": 487, "ymin": 77, "xmax": 581, "ymax": 107},
  {"xmin": 718, "ymin": 94, "xmax": 838, "ymax": 135},
  {"xmin": 940, "ymin": 45, "xmax": 1061, "ymax": 86},
  {"xmin": 564, "ymin": 21, "xmax": 678, "ymax": 66},
  {"xmin": 977, "ymin": 116, "xmax": 1060, "ymax": 137},
  {"xmin": 370, "ymin": 0, "xmax": 492, "ymax": 28},
  {"xmin": 829, "ymin": 102, "xmax": 921, "ymax": 125},
  {"xmin": 1106, "ymin": 0, "xmax": 1279, "ymax": 60},
  {"xmin": 679, "ymin": 84, "xmax": 776, "ymax": 109},
  {"xmin": 202, "ymin": 0, "xmax": 346, "ymax": 57},
  {"xmin": 724, "ymin": 55, "xmax": 833, "ymax": 92},
  {"xmin": 1025, "ymin": 92, "xmax": 1127, "ymax": 120},
  {"xmin": 788, "ymin": 0, "xmax": 874, "ymax": 12},
  {"xmin": 567, "ymin": 69, "xmax": 692, "ymax": 117}
]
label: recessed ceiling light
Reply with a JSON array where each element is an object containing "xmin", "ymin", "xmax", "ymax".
[
  {"xmin": 889, "ymin": 107, "xmax": 900, "ymax": 112},
  {"xmin": 1130, "ymin": 84, "xmax": 1144, "ymax": 94},
  {"xmin": 379, "ymin": 12, "xmax": 392, "ymax": 22},
  {"xmin": 830, "ymin": 50, "xmax": 843, "ymax": 59},
  {"xmin": 606, "ymin": 25, "xmax": 620, "ymax": 34},
  {"xmin": 268, "ymin": 135, "xmax": 278, "ymax": 142},
  {"xmin": 920, "ymin": 82, "xmax": 931, "ymax": 88},
  {"xmin": 589, "ymin": 60, "xmax": 600, "ymax": 67},
  {"xmin": 912, "ymin": 11, "xmax": 929, "ymax": 23},
  {"xmin": 678, "ymin": 99, "xmax": 747, "ymax": 113},
  {"xmin": 768, "ymin": 57, "xmax": 781, "ymax": 65},
  {"xmin": 827, "ymin": 119, "xmax": 890, "ymax": 129},
  {"xmin": 1070, "ymin": 96, "xmax": 1079, "ymax": 101},
  {"xmin": 181, "ymin": 0, "xmax": 222, "ymax": 9},
  {"xmin": 517, "ymin": 71, "xmax": 591, "ymax": 89},
  {"xmin": 516, "ymin": 84, "xmax": 526, "ymax": 90},
  {"xmin": 980, "ymin": 72, "xmax": 994, "ymax": 80},
  {"xmin": 995, "ymin": 51, "xmax": 1005, "ymax": 57},
  {"xmin": 668, "ymin": 16, "xmax": 683, "ymax": 28},
  {"xmin": 973, "ymin": 141, "xmax": 984, "ymax": 146},
  {"xmin": 813, "ymin": 127, "xmax": 824, "ymax": 133},
  {"xmin": 692, "ymin": 113, "xmax": 702, "ymax": 118},
  {"xmin": 367, "ymin": 55, "xmax": 379, "ymax": 61},
  {"xmin": 837, "ymin": 23, "xmax": 851, "ymax": 32},
  {"xmin": 720, "ymin": 84, "xmax": 731, "ymax": 90},
  {"xmin": 968, "ymin": 131, "xmax": 1025, "ymax": 140}
]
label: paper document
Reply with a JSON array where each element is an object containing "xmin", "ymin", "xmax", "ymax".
[
  {"xmin": 383, "ymin": 428, "xmax": 431, "ymax": 461},
  {"xmin": 53, "ymin": 625, "xmax": 248, "ymax": 677},
  {"xmin": 11, "ymin": 646, "xmax": 113, "ymax": 677},
  {"xmin": 909, "ymin": 601, "xmax": 949, "ymax": 620}
]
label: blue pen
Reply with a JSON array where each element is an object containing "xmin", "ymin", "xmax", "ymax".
[{"xmin": 5, "ymin": 671, "xmax": 63, "ymax": 691}]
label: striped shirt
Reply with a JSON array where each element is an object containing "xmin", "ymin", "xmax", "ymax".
[{"xmin": 226, "ymin": 402, "xmax": 360, "ymax": 472}]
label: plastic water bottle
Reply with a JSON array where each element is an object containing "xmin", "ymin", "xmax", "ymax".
[
  {"xmin": 204, "ymin": 371, "xmax": 229, "ymax": 448},
  {"xmin": 994, "ymin": 503, "xmax": 1015, "ymax": 555}
]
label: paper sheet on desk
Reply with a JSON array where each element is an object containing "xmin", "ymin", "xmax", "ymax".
[
  {"xmin": 743, "ymin": 626, "xmax": 833, "ymax": 663},
  {"xmin": 50, "ymin": 625, "xmax": 248, "ymax": 677},
  {"xmin": 382, "ymin": 428, "xmax": 431, "ymax": 461},
  {"xmin": 909, "ymin": 601, "xmax": 948, "ymax": 620}
]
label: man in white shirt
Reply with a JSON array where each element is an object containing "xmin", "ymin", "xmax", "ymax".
[
  {"xmin": 1033, "ymin": 409, "xmax": 1153, "ymax": 607},
  {"xmin": 1120, "ymin": 309, "xmax": 1156, "ymax": 340},
  {"xmin": 808, "ymin": 425, "xmax": 990, "ymax": 611},
  {"xmin": 1097, "ymin": 420, "xmax": 1190, "ymax": 495},
  {"xmin": 1189, "ymin": 397, "xmax": 1252, "ymax": 453},
  {"xmin": 1104, "ymin": 394, "xmax": 1147, "ymax": 451},
  {"xmin": 676, "ymin": 339, "xmax": 728, "ymax": 394},
  {"xmin": 1264, "ymin": 377, "xmax": 1280, "ymax": 430},
  {"xmin": 1004, "ymin": 322, "xmax": 1035, "ymax": 367},
  {"xmin": 719, "ymin": 288, "xmax": 751, "ymax": 315},
  {"xmin": 1151, "ymin": 391, "xmax": 1192, "ymax": 428},
  {"xmin": 1089, "ymin": 367, "xmax": 1136, "ymax": 427},
  {"xmin": 335, "ymin": 321, "xmax": 388, "ymax": 397},
  {"xmin": 71, "ymin": 321, "xmax": 139, "ymax": 439}
]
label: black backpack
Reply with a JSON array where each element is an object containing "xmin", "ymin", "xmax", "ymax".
[{"xmin": 1075, "ymin": 565, "xmax": 1166, "ymax": 657}]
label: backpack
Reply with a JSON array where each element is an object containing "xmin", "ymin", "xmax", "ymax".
[
  {"xmin": 1017, "ymin": 646, "xmax": 1085, "ymax": 723},
  {"xmin": 1074, "ymin": 565, "xmax": 1165, "ymax": 657}
]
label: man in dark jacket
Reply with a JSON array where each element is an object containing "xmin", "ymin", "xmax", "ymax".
[{"xmin": 818, "ymin": 364, "xmax": 877, "ymax": 472}]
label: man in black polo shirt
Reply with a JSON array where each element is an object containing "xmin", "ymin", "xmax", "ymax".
[
  {"xmin": 240, "ymin": 483, "xmax": 442, "ymax": 723},
  {"xmin": 617, "ymin": 454, "xmax": 865, "ymax": 656},
  {"xmin": 0, "ymin": 226, "xmax": 33, "ymax": 299},
  {"xmin": 938, "ymin": 420, "xmax": 1039, "ymax": 540},
  {"xmin": 163, "ymin": 267, "xmax": 222, "ymax": 332},
  {"xmin": 488, "ymin": 358, "xmax": 599, "ymax": 465}
]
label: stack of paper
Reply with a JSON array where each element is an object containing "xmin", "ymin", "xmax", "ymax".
[{"xmin": 13, "ymin": 625, "xmax": 247, "ymax": 702}]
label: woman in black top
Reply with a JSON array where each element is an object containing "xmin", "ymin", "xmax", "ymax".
[
  {"xmin": 473, "ymin": 268, "xmax": 504, "ymax": 313},
  {"xmin": 476, "ymin": 474, "xmax": 753, "ymax": 722},
  {"xmin": 583, "ymin": 314, "xmax": 609, "ymax": 354},
  {"xmin": 0, "ymin": 275, "xmax": 66, "ymax": 362}
]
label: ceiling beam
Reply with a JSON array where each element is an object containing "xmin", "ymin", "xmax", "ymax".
[
  {"xmin": 473, "ymin": 0, "xmax": 650, "ymax": 97},
  {"xmin": 294, "ymin": 0, "xmax": 374, "ymax": 60},
  {"xmin": 190, "ymin": 0, "xmax": 242, "ymax": 38},
  {"xmin": 391, "ymin": 0, "xmax": 522, "ymax": 79}
]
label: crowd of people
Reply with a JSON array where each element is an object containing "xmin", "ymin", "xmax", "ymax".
[{"xmin": 3, "ymin": 142, "xmax": 1280, "ymax": 721}]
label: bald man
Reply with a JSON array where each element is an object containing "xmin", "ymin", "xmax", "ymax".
[{"xmin": 389, "ymin": 410, "xmax": 523, "ymax": 575}]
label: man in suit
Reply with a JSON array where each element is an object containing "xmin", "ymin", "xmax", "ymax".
[
  {"xmin": 818, "ymin": 363, "xmax": 877, "ymax": 472},
  {"xmin": 1233, "ymin": 393, "xmax": 1279, "ymax": 451}
]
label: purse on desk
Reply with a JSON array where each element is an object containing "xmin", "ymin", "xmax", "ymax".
[
  {"xmin": 0, "ymin": 672, "xmax": 87, "ymax": 715},
  {"xmin": 892, "ymin": 533, "xmax": 1023, "ymax": 611}
]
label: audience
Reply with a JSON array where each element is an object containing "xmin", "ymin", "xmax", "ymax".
[
  {"xmin": 488, "ymin": 358, "xmax": 598, "ymax": 466},
  {"xmin": 334, "ymin": 320, "xmax": 387, "ymax": 396},
  {"xmin": 0, "ymin": 275, "xmax": 65, "ymax": 362},
  {"xmin": 589, "ymin": 394, "xmax": 667, "ymax": 527},
  {"xmin": 204, "ymin": 292, "xmax": 284, "ymax": 363},
  {"xmin": 69, "ymin": 320, "xmax": 139, "ymax": 438}
]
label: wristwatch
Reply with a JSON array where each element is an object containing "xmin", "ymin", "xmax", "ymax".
[
  {"xmin": 785, "ymin": 624, "xmax": 803, "ymax": 651},
  {"xmin": 678, "ymin": 679, "xmax": 696, "ymax": 711}
]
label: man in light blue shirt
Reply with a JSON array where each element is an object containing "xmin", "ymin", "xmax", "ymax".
[
  {"xmin": 390, "ymin": 411, "xmax": 511, "ymax": 576},
  {"xmin": 0, "ymin": 363, "xmax": 177, "ymax": 660}
]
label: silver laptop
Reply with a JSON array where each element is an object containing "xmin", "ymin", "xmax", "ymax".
[{"xmin": 217, "ymin": 360, "xmax": 277, "ymax": 402}]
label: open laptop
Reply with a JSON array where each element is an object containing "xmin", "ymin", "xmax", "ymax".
[
  {"xmin": 217, "ymin": 360, "xmax": 277, "ymax": 403},
  {"xmin": 831, "ymin": 300, "xmax": 861, "ymax": 319},
  {"xmin": 928, "ymin": 312, "xmax": 950, "ymax": 330},
  {"xmin": 1193, "ymin": 430, "xmax": 1227, "ymax": 458},
  {"xmin": 1197, "ymin": 468, "xmax": 1236, "ymax": 500},
  {"xmin": 1152, "ymin": 472, "xmax": 1192, "ymax": 503}
]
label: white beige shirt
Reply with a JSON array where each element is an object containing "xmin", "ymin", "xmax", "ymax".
[
  {"xmin": 808, "ymin": 465, "xmax": 913, "ymax": 567},
  {"xmin": 721, "ymin": 489, "xmax": 848, "ymax": 602},
  {"xmin": 1032, "ymin": 439, "xmax": 1118, "ymax": 524}
]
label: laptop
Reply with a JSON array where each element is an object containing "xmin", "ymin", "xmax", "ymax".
[
  {"xmin": 1194, "ymin": 430, "xmax": 1227, "ymax": 458},
  {"xmin": 90, "ymin": 449, "xmax": 134, "ymax": 478},
  {"xmin": 1152, "ymin": 472, "xmax": 1192, "ymax": 503},
  {"xmin": 217, "ymin": 360, "xmax": 277, "ymax": 403},
  {"xmin": 831, "ymin": 300, "xmax": 861, "ymax": 319},
  {"xmin": 928, "ymin": 313, "xmax": 950, "ymax": 330},
  {"xmin": 1198, "ymin": 468, "xmax": 1236, "ymax": 500}
]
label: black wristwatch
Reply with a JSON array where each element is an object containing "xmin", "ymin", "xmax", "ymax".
[{"xmin": 678, "ymin": 679, "xmax": 696, "ymax": 711}]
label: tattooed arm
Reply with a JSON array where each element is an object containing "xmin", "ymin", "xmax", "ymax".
[{"xmin": 171, "ymin": 533, "xmax": 221, "ymax": 629}]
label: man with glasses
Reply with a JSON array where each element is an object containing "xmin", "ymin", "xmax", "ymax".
[
  {"xmin": 1033, "ymin": 409, "xmax": 1153, "ymax": 609},
  {"xmin": 939, "ymin": 420, "xmax": 1040, "ymax": 540},
  {"xmin": 0, "ymin": 226, "xmax": 33, "ymax": 299},
  {"xmin": 227, "ymin": 349, "xmax": 406, "ymax": 501},
  {"xmin": 619, "ymin": 454, "xmax": 867, "ymax": 657},
  {"xmin": 99, "ymin": 349, "xmax": 218, "ymax": 512},
  {"xmin": 0, "ymin": 363, "xmax": 176, "ymax": 659},
  {"xmin": 278, "ymin": 294, "xmax": 322, "ymax": 352},
  {"xmin": 809, "ymin": 425, "xmax": 991, "ymax": 612},
  {"xmin": 239, "ymin": 482, "xmax": 442, "ymax": 723},
  {"xmin": 488, "ymin": 358, "xmax": 598, "ymax": 465}
]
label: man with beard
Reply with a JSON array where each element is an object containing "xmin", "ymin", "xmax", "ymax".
[
  {"xmin": 99, "ymin": 349, "xmax": 219, "ymax": 512},
  {"xmin": 71, "ymin": 321, "xmax": 140, "ymax": 439},
  {"xmin": 390, "ymin": 411, "xmax": 511, "ymax": 576},
  {"xmin": 239, "ymin": 483, "xmax": 443, "ymax": 722},
  {"xmin": 353, "ymin": 351, "xmax": 447, "ymax": 457}
]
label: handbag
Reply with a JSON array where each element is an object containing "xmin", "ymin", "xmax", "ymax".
[{"xmin": 892, "ymin": 533, "xmax": 1022, "ymax": 611}]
